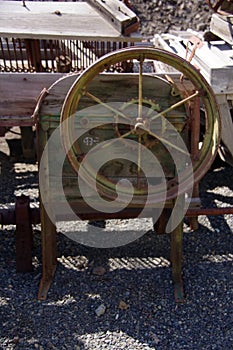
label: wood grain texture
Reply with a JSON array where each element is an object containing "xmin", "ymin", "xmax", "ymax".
[
  {"xmin": 210, "ymin": 13, "xmax": 233, "ymax": 45},
  {"xmin": 0, "ymin": 1, "xmax": 140, "ymax": 41},
  {"xmin": 0, "ymin": 73, "xmax": 66, "ymax": 118}
]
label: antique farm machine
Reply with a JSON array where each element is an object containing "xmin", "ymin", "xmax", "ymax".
[
  {"xmin": 0, "ymin": 1, "xmax": 233, "ymax": 302},
  {"xmin": 35, "ymin": 45, "xmax": 222, "ymax": 302}
]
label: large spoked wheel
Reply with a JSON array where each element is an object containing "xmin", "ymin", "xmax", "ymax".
[{"xmin": 60, "ymin": 47, "xmax": 221, "ymax": 204}]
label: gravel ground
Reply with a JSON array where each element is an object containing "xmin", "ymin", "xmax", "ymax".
[
  {"xmin": 1, "ymin": 137, "xmax": 233, "ymax": 350},
  {"xmin": 1, "ymin": 1, "xmax": 233, "ymax": 350},
  {"xmin": 131, "ymin": 0, "xmax": 212, "ymax": 36}
]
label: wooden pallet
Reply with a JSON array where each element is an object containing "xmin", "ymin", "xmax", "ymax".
[
  {"xmin": 153, "ymin": 29, "xmax": 233, "ymax": 164},
  {"xmin": 153, "ymin": 30, "xmax": 233, "ymax": 94}
]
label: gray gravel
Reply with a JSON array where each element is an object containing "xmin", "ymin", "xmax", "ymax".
[
  {"xmin": 131, "ymin": 0, "xmax": 212, "ymax": 36},
  {"xmin": 1, "ymin": 1, "xmax": 233, "ymax": 350},
  {"xmin": 1, "ymin": 144, "xmax": 233, "ymax": 349}
]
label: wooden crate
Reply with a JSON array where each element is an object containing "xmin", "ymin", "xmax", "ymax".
[{"xmin": 153, "ymin": 29, "xmax": 233, "ymax": 164}]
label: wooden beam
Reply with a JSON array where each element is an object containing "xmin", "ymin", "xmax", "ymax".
[
  {"xmin": 0, "ymin": 73, "xmax": 66, "ymax": 119},
  {"xmin": 0, "ymin": 1, "xmax": 140, "ymax": 41},
  {"xmin": 86, "ymin": 0, "xmax": 139, "ymax": 35},
  {"xmin": 216, "ymin": 94, "xmax": 233, "ymax": 159},
  {"xmin": 210, "ymin": 13, "xmax": 233, "ymax": 45}
]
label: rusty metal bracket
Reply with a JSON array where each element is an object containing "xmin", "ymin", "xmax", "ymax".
[
  {"xmin": 31, "ymin": 88, "xmax": 49, "ymax": 124},
  {"xmin": 185, "ymin": 36, "xmax": 203, "ymax": 64}
]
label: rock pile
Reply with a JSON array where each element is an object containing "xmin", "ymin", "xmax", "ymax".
[{"xmin": 132, "ymin": 0, "xmax": 213, "ymax": 36}]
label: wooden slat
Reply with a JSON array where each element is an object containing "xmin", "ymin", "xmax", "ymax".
[
  {"xmin": 86, "ymin": 0, "xmax": 139, "ymax": 35},
  {"xmin": 210, "ymin": 13, "xmax": 233, "ymax": 45},
  {"xmin": 0, "ymin": 70, "xmax": 189, "ymax": 120},
  {"xmin": 0, "ymin": 73, "xmax": 66, "ymax": 118},
  {"xmin": 38, "ymin": 73, "xmax": 176, "ymax": 117},
  {"xmin": 216, "ymin": 94, "xmax": 233, "ymax": 158},
  {"xmin": 0, "ymin": 1, "xmax": 140, "ymax": 41}
]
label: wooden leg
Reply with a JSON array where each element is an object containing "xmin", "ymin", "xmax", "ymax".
[
  {"xmin": 188, "ymin": 182, "xmax": 200, "ymax": 231},
  {"xmin": 15, "ymin": 195, "xmax": 33, "ymax": 272},
  {"xmin": 20, "ymin": 126, "xmax": 36, "ymax": 160},
  {"xmin": 170, "ymin": 221, "xmax": 184, "ymax": 303},
  {"xmin": 153, "ymin": 208, "xmax": 170, "ymax": 234},
  {"xmin": 37, "ymin": 122, "xmax": 57, "ymax": 300},
  {"xmin": 38, "ymin": 203, "xmax": 57, "ymax": 300}
]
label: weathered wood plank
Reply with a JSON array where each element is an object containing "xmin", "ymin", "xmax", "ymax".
[
  {"xmin": 0, "ymin": 1, "xmax": 95, "ymax": 14},
  {"xmin": 216, "ymin": 94, "xmax": 233, "ymax": 159},
  {"xmin": 154, "ymin": 31, "xmax": 233, "ymax": 94},
  {"xmin": 0, "ymin": 70, "xmax": 190, "ymax": 120},
  {"xmin": 86, "ymin": 0, "xmax": 139, "ymax": 35},
  {"xmin": 39, "ymin": 73, "xmax": 180, "ymax": 116},
  {"xmin": 0, "ymin": 1, "xmax": 140, "ymax": 41},
  {"xmin": 0, "ymin": 73, "xmax": 66, "ymax": 118},
  {"xmin": 210, "ymin": 13, "xmax": 233, "ymax": 45}
]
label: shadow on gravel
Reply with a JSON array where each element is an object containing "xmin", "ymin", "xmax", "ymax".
[
  {"xmin": 0, "ymin": 223, "xmax": 232, "ymax": 349},
  {"xmin": 0, "ymin": 153, "xmax": 233, "ymax": 349},
  {"xmin": 0, "ymin": 151, "xmax": 38, "ymax": 205}
]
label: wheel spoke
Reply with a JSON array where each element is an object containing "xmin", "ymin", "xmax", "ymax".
[
  {"xmin": 85, "ymin": 91, "xmax": 131, "ymax": 121},
  {"xmin": 138, "ymin": 57, "xmax": 144, "ymax": 121},
  {"xmin": 147, "ymin": 129, "xmax": 190, "ymax": 155},
  {"xmin": 137, "ymin": 134, "xmax": 142, "ymax": 188},
  {"xmin": 101, "ymin": 129, "xmax": 133, "ymax": 149},
  {"xmin": 150, "ymin": 90, "xmax": 200, "ymax": 121}
]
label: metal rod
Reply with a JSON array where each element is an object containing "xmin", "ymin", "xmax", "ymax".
[
  {"xmin": 186, "ymin": 207, "xmax": 233, "ymax": 217},
  {"xmin": 0, "ymin": 38, "xmax": 7, "ymax": 71},
  {"xmin": 151, "ymin": 90, "xmax": 200, "ymax": 121},
  {"xmin": 85, "ymin": 91, "xmax": 130, "ymax": 121},
  {"xmin": 138, "ymin": 57, "xmax": 143, "ymax": 121},
  {"xmin": 137, "ymin": 134, "xmax": 142, "ymax": 188},
  {"xmin": 18, "ymin": 38, "xmax": 26, "ymax": 72}
]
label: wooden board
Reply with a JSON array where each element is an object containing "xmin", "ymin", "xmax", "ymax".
[
  {"xmin": 0, "ymin": 1, "xmax": 139, "ymax": 41},
  {"xmin": 210, "ymin": 13, "xmax": 233, "ymax": 45},
  {"xmin": 87, "ymin": 0, "xmax": 139, "ymax": 35},
  {"xmin": 0, "ymin": 71, "xmax": 186, "ymax": 119},
  {"xmin": 153, "ymin": 31, "xmax": 233, "ymax": 94},
  {"xmin": 0, "ymin": 73, "xmax": 65, "ymax": 120},
  {"xmin": 216, "ymin": 94, "xmax": 233, "ymax": 161}
]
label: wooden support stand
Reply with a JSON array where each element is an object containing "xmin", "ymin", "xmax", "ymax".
[
  {"xmin": 38, "ymin": 203, "xmax": 57, "ymax": 300},
  {"xmin": 16, "ymin": 196, "xmax": 33, "ymax": 272}
]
